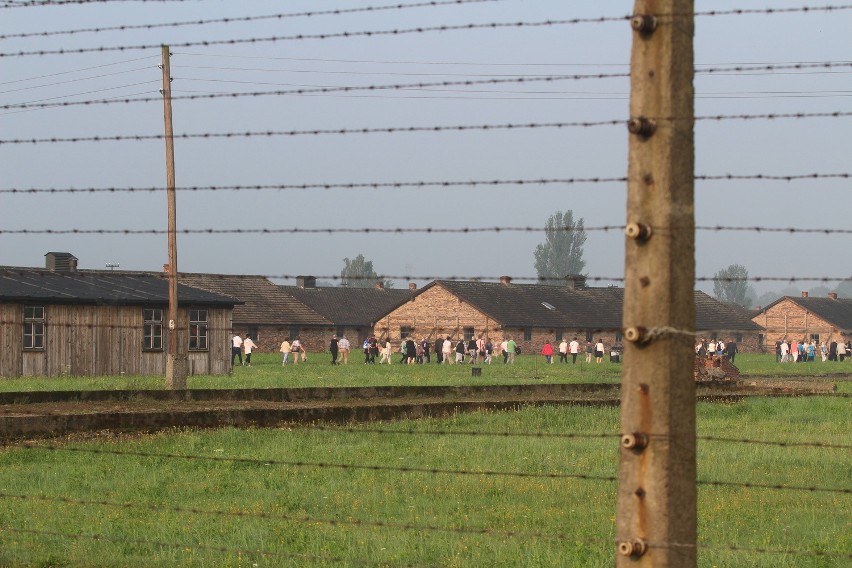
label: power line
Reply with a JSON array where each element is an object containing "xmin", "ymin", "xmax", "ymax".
[
  {"xmin": 0, "ymin": 79, "xmax": 160, "ymax": 109},
  {"xmin": 5, "ymin": 60, "xmax": 852, "ymax": 111},
  {"xmin": 0, "ymin": 54, "xmax": 156, "ymax": 86},
  {"xmin": 0, "ymin": 72, "xmax": 632, "ymax": 110},
  {"xmin": 0, "ymin": 66, "xmax": 153, "ymax": 95}
]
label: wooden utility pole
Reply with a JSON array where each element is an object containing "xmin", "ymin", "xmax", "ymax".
[
  {"xmin": 162, "ymin": 45, "xmax": 187, "ymax": 389},
  {"xmin": 618, "ymin": 1, "xmax": 696, "ymax": 566}
]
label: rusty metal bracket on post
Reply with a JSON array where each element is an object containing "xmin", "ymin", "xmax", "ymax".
[
  {"xmin": 619, "ymin": 538, "xmax": 648, "ymax": 558},
  {"xmin": 631, "ymin": 14, "xmax": 658, "ymax": 35}
]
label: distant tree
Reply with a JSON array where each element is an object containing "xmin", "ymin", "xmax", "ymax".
[
  {"xmin": 340, "ymin": 254, "xmax": 393, "ymax": 288},
  {"xmin": 712, "ymin": 264, "xmax": 752, "ymax": 308},
  {"xmin": 533, "ymin": 210, "xmax": 587, "ymax": 286},
  {"xmin": 835, "ymin": 277, "xmax": 852, "ymax": 299},
  {"xmin": 756, "ymin": 290, "xmax": 781, "ymax": 308}
]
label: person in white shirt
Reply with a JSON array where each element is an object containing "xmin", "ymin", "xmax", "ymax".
[
  {"xmin": 338, "ymin": 335, "xmax": 351, "ymax": 364},
  {"xmin": 380, "ymin": 340, "xmax": 392, "ymax": 364},
  {"xmin": 442, "ymin": 337, "xmax": 453, "ymax": 365},
  {"xmin": 242, "ymin": 335, "xmax": 257, "ymax": 366},
  {"xmin": 231, "ymin": 334, "xmax": 243, "ymax": 367},
  {"xmin": 569, "ymin": 337, "xmax": 580, "ymax": 364},
  {"xmin": 558, "ymin": 340, "xmax": 569, "ymax": 363},
  {"xmin": 780, "ymin": 340, "xmax": 790, "ymax": 362}
]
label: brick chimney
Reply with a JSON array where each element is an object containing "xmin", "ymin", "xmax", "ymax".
[
  {"xmin": 499, "ymin": 276, "xmax": 512, "ymax": 285},
  {"xmin": 801, "ymin": 291, "xmax": 809, "ymax": 298},
  {"xmin": 828, "ymin": 292, "xmax": 838, "ymax": 300},
  {"xmin": 565, "ymin": 274, "xmax": 587, "ymax": 290},
  {"xmin": 163, "ymin": 263, "xmax": 170, "ymax": 273},
  {"xmin": 296, "ymin": 276, "xmax": 316, "ymax": 289},
  {"xmin": 408, "ymin": 282, "xmax": 417, "ymax": 290},
  {"xmin": 45, "ymin": 252, "xmax": 78, "ymax": 272},
  {"xmin": 375, "ymin": 281, "xmax": 384, "ymax": 289}
]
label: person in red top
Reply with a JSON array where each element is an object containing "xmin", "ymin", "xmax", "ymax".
[{"xmin": 541, "ymin": 341, "xmax": 554, "ymax": 365}]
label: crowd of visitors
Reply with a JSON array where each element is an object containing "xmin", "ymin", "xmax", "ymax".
[
  {"xmin": 773, "ymin": 338, "xmax": 850, "ymax": 363},
  {"xmin": 228, "ymin": 334, "xmax": 630, "ymax": 368},
  {"xmin": 694, "ymin": 338, "xmax": 739, "ymax": 363}
]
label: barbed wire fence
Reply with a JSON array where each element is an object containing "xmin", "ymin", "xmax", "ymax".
[{"xmin": 0, "ymin": 0, "xmax": 850, "ymax": 566}]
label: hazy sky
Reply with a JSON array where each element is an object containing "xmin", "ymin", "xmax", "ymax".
[{"xmin": 1, "ymin": 0, "xmax": 850, "ymax": 297}]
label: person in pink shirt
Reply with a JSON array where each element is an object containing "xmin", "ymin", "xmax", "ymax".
[{"xmin": 541, "ymin": 341, "xmax": 554, "ymax": 364}]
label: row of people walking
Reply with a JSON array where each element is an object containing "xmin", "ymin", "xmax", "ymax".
[
  {"xmin": 542, "ymin": 338, "xmax": 608, "ymax": 364},
  {"xmin": 776, "ymin": 339, "xmax": 849, "ymax": 362}
]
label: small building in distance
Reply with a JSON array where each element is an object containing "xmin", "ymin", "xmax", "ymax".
[
  {"xmin": 752, "ymin": 291, "xmax": 852, "ymax": 349},
  {"xmin": 0, "ymin": 262, "xmax": 238, "ymax": 378}
]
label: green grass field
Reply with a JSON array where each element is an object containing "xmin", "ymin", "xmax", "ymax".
[
  {"xmin": 0, "ymin": 353, "xmax": 848, "ymax": 566},
  {"xmin": 0, "ymin": 397, "xmax": 849, "ymax": 567}
]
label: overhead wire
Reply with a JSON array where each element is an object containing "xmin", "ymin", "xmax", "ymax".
[{"xmin": 5, "ymin": 60, "xmax": 852, "ymax": 112}]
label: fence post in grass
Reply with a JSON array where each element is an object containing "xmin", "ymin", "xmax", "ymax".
[{"xmin": 617, "ymin": 1, "xmax": 696, "ymax": 567}]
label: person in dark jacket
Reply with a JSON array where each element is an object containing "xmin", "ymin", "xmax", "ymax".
[
  {"xmin": 329, "ymin": 335, "xmax": 339, "ymax": 365},
  {"xmin": 725, "ymin": 339, "xmax": 738, "ymax": 364},
  {"xmin": 405, "ymin": 338, "xmax": 417, "ymax": 364}
]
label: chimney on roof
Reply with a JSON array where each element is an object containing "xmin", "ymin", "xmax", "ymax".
[
  {"xmin": 375, "ymin": 281, "xmax": 384, "ymax": 289},
  {"xmin": 828, "ymin": 292, "xmax": 838, "ymax": 300},
  {"xmin": 296, "ymin": 276, "xmax": 316, "ymax": 289},
  {"xmin": 802, "ymin": 291, "xmax": 809, "ymax": 298},
  {"xmin": 163, "ymin": 263, "xmax": 170, "ymax": 273},
  {"xmin": 408, "ymin": 282, "xmax": 417, "ymax": 290},
  {"xmin": 499, "ymin": 276, "xmax": 512, "ymax": 285},
  {"xmin": 565, "ymin": 274, "xmax": 587, "ymax": 290},
  {"xmin": 45, "ymin": 252, "xmax": 78, "ymax": 272}
]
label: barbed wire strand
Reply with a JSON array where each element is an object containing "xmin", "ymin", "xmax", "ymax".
[
  {"xmin": 695, "ymin": 435, "xmax": 852, "ymax": 450},
  {"xmin": 16, "ymin": 443, "xmax": 852, "ymax": 494},
  {"xmin": 0, "ymin": 19, "xmax": 640, "ymax": 58},
  {"xmin": 0, "ymin": 73, "xmax": 630, "ymax": 111},
  {"xmin": 7, "ymin": 60, "xmax": 852, "ymax": 111},
  {"xmin": 3, "ymin": 109, "xmax": 851, "ymax": 145},
  {"xmin": 2, "ymin": 172, "xmax": 850, "ymax": 194},
  {"xmin": 1, "ymin": 0, "xmax": 198, "ymax": 8},
  {"xmin": 4, "ymin": 6, "xmax": 852, "ymax": 55},
  {"xmin": 0, "ymin": 1, "xmax": 511, "ymax": 40},
  {"xmin": 0, "ymin": 270, "xmax": 848, "ymax": 284},
  {"xmin": 651, "ymin": 539, "xmax": 852, "ymax": 560},
  {"xmin": 5, "ymin": 4, "xmax": 852, "ymax": 41},
  {"xmin": 0, "ymin": 491, "xmax": 610, "ymax": 544},
  {"xmin": 19, "ymin": 443, "xmax": 618, "ymax": 482},
  {"xmin": 1, "ymin": 225, "xmax": 850, "ymax": 236},
  {"xmin": 0, "ymin": 525, "xmax": 435, "ymax": 568}
]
